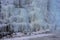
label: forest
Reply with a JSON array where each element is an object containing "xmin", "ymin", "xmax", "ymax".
[{"xmin": 0, "ymin": 0, "xmax": 60, "ymax": 40}]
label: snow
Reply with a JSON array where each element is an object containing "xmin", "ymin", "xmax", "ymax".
[
  {"xmin": 1, "ymin": 33, "xmax": 54, "ymax": 40},
  {"xmin": 0, "ymin": 0, "xmax": 50, "ymax": 33},
  {"xmin": 0, "ymin": 0, "xmax": 60, "ymax": 40},
  {"xmin": 32, "ymin": 29, "xmax": 50, "ymax": 35}
]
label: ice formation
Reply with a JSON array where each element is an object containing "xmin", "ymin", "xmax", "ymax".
[{"xmin": 0, "ymin": 0, "xmax": 60, "ymax": 36}]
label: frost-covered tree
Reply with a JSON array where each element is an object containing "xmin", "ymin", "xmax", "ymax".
[
  {"xmin": 1, "ymin": 0, "xmax": 59, "ymax": 36},
  {"xmin": 25, "ymin": 0, "xmax": 49, "ymax": 32}
]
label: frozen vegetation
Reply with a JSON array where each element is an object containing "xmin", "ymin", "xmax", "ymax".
[
  {"xmin": 0, "ymin": 0, "xmax": 60, "ymax": 40},
  {"xmin": 0, "ymin": 0, "xmax": 49, "ymax": 34}
]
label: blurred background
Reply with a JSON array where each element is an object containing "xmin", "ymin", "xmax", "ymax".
[{"xmin": 0, "ymin": 0, "xmax": 60, "ymax": 40}]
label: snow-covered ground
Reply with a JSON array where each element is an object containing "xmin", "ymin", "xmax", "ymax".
[
  {"xmin": 1, "ymin": 32, "xmax": 60, "ymax": 40},
  {"xmin": 1, "ymin": 31, "xmax": 60, "ymax": 40},
  {"xmin": 0, "ymin": 33, "xmax": 54, "ymax": 40}
]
